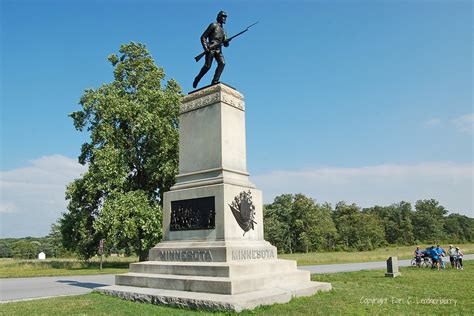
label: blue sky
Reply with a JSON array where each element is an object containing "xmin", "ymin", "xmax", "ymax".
[{"xmin": 1, "ymin": 0, "xmax": 472, "ymax": 237}]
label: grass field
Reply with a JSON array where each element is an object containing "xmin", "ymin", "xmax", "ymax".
[
  {"xmin": 0, "ymin": 257, "xmax": 135, "ymax": 278},
  {"xmin": 2, "ymin": 261, "xmax": 472, "ymax": 315},
  {"xmin": 280, "ymin": 243, "xmax": 474, "ymax": 266},
  {"xmin": 1, "ymin": 244, "xmax": 472, "ymax": 278}
]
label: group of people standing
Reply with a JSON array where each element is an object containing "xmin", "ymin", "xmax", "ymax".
[{"xmin": 414, "ymin": 244, "xmax": 464, "ymax": 271}]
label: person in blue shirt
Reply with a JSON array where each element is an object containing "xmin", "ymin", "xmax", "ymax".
[
  {"xmin": 436, "ymin": 245, "xmax": 445, "ymax": 256},
  {"xmin": 435, "ymin": 244, "xmax": 446, "ymax": 268},
  {"xmin": 429, "ymin": 246, "xmax": 440, "ymax": 270}
]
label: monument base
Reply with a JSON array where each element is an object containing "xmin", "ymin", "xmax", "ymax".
[
  {"xmin": 97, "ymin": 266, "xmax": 331, "ymax": 312},
  {"xmin": 96, "ymin": 240, "xmax": 331, "ymax": 311}
]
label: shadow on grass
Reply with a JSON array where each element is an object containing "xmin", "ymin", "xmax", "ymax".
[{"xmin": 56, "ymin": 280, "xmax": 108, "ymax": 289}]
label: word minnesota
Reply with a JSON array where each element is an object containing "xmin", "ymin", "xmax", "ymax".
[
  {"xmin": 232, "ymin": 249, "xmax": 275, "ymax": 260},
  {"xmin": 157, "ymin": 250, "xmax": 213, "ymax": 262}
]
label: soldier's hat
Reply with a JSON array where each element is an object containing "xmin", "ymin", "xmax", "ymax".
[{"xmin": 217, "ymin": 11, "xmax": 227, "ymax": 19}]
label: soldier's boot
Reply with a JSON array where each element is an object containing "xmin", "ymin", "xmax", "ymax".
[
  {"xmin": 193, "ymin": 65, "xmax": 211, "ymax": 89},
  {"xmin": 212, "ymin": 62, "xmax": 225, "ymax": 85},
  {"xmin": 193, "ymin": 77, "xmax": 200, "ymax": 89}
]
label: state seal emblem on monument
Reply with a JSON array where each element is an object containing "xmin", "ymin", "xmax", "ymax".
[{"xmin": 229, "ymin": 190, "xmax": 257, "ymax": 235}]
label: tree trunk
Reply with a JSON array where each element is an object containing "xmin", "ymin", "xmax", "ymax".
[{"xmin": 138, "ymin": 251, "xmax": 148, "ymax": 262}]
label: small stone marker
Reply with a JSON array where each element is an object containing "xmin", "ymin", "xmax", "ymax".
[
  {"xmin": 38, "ymin": 252, "xmax": 46, "ymax": 260},
  {"xmin": 385, "ymin": 256, "xmax": 401, "ymax": 277}
]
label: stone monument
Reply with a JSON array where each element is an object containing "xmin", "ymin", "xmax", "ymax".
[
  {"xmin": 385, "ymin": 256, "xmax": 401, "ymax": 278},
  {"xmin": 97, "ymin": 83, "xmax": 331, "ymax": 311}
]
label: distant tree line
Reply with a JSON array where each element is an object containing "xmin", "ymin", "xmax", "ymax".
[
  {"xmin": 263, "ymin": 194, "xmax": 474, "ymax": 253},
  {"xmin": 2, "ymin": 194, "xmax": 472, "ymax": 259},
  {"xmin": 0, "ymin": 224, "xmax": 72, "ymax": 259}
]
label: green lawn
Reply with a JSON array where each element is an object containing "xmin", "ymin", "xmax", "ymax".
[
  {"xmin": 0, "ymin": 257, "xmax": 134, "ymax": 278},
  {"xmin": 1, "ymin": 243, "xmax": 472, "ymax": 278},
  {"xmin": 2, "ymin": 261, "xmax": 472, "ymax": 315},
  {"xmin": 280, "ymin": 243, "xmax": 474, "ymax": 266}
]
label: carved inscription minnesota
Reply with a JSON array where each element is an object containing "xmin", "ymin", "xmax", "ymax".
[
  {"xmin": 232, "ymin": 249, "xmax": 275, "ymax": 260},
  {"xmin": 157, "ymin": 250, "xmax": 213, "ymax": 262},
  {"xmin": 170, "ymin": 196, "xmax": 215, "ymax": 231}
]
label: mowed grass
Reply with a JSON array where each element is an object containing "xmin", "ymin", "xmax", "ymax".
[
  {"xmin": 0, "ymin": 257, "xmax": 135, "ymax": 278},
  {"xmin": 2, "ymin": 261, "xmax": 472, "ymax": 315},
  {"xmin": 279, "ymin": 243, "xmax": 474, "ymax": 266},
  {"xmin": 2, "ymin": 244, "xmax": 473, "ymax": 278}
]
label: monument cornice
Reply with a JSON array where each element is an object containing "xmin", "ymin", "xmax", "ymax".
[{"xmin": 181, "ymin": 83, "xmax": 245, "ymax": 114}]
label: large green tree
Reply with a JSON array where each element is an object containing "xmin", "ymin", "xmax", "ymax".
[
  {"xmin": 263, "ymin": 194, "xmax": 294, "ymax": 253},
  {"xmin": 264, "ymin": 194, "xmax": 337, "ymax": 253},
  {"xmin": 11, "ymin": 240, "xmax": 40, "ymax": 259},
  {"xmin": 332, "ymin": 202, "xmax": 385, "ymax": 251},
  {"xmin": 412, "ymin": 199, "xmax": 447, "ymax": 242},
  {"xmin": 60, "ymin": 42, "xmax": 181, "ymax": 261},
  {"xmin": 364, "ymin": 201, "xmax": 415, "ymax": 245},
  {"xmin": 443, "ymin": 213, "xmax": 474, "ymax": 242}
]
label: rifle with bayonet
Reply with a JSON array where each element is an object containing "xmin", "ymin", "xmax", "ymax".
[{"xmin": 194, "ymin": 22, "xmax": 259, "ymax": 62}]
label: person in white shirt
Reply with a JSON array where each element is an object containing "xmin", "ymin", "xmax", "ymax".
[
  {"xmin": 448, "ymin": 245, "xmax": 457, "ymax": 268},
  {"xmin": 455, "ymin": 247, "xmax": 464, "ymax": 270}
]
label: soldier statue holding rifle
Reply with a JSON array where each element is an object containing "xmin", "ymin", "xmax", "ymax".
[{"xmin": 193, "ymin": 11, "xmax": 258, "ymax": 89}]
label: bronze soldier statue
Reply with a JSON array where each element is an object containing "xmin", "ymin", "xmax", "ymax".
[{"xmin": 193, "ymin": 11, "xmax": 229, "ymax": 88}]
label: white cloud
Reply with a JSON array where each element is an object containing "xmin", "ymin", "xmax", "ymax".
[
  {"xmin": 423, "ymin": 113, "xmax": 474, "ymax": 135},
  {"xmin": 0, "ymin": 155, "xmax": 87, "ymax": 238},
  {"xmin": 2, "ymin": 156, "xmax": 473, "ymax": 238},
  {"xmin": 252, "ymin": 162, "xmax": 474, "ymax": 217},
  {"xmin": 452, "ymin": 113, "xmax": 474, "ymax": 134},
  {"xmin": 0, "ymin": 202, "xmax": 17, "ymax": 214}
]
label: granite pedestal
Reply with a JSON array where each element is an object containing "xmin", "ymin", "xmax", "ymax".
[{"xmin": 96, "ymin": 83, "xmax": 331, "ymax": 311}]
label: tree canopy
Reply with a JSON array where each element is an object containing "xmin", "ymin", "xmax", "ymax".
[
  {"xmin": 60, "ymin": 42, "xmax": 181, "ymax": 261},
  {"xmin": 264, "ymin": 194, "xmax": 337, "ymax": 253},
  {"xmin": 264, "ymin": 194, "xmax": 473, "ymax": 253}
]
